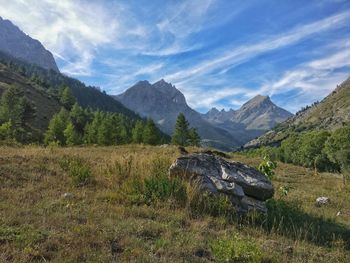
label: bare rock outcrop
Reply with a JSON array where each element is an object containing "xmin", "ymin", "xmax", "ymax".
[{"xmin": 169, "ymin": 152, "xmax": 274, "ymax": 214}]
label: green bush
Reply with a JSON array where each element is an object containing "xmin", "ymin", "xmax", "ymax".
[
  {"xmin": 59, "ymin": 156, "xmax": 92, "ymax": 186},
  {"xmin": 210, "ymin": 234, "xmax": 263, "ymax": 263},
  {"xmin": 258, "ymin": 156, "xmax": 277, "ymax": 180}
]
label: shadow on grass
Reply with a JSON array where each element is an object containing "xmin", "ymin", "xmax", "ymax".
[{"xmin": 250, "ymin": 199, "xmax": 350, "ymax": 249}]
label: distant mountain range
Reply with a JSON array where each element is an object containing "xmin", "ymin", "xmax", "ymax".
[
  {"xmin": 202, "ymin": 95, "xmax": 293, "ymax": 144},
  {"xmin": 0, "ymin": 16, "xmax": 59, "ymax": 72},
  {"xmin": 0, "ymin": 17, "xmax": 298, "ymax": 150},
  {"xmin": 115, "ymin": 80, "xmax": 293, "ymax": 149},
  {"xmin": 245, "ymin": 77, "xmax": 350, "ymax": 148}
]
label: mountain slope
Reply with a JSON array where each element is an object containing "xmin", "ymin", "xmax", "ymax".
[
  {"xmin": 115, "ymin": 80, "xmax": 240, "ymax": 150},
  {"xmin": 0, "ymin": 50, "xmax": 139, "ymax": 120},
  {"xmin": 0, "ymin": 61, "xmax": 61, "ymax": 132},
  {"xmin": 202, "ymin": 95, "xmax": 293, "ymax": 145},
  {"xmin": 0, "ymin": 17, "xmax": 59, "ymax": 72},
  {"xmin": 245, "ymin": 77, "xmax": 350, "ymax": 148}
]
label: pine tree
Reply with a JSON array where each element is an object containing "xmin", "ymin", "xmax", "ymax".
[
  {"xmin": 97, "ymin": 114, "xmax": 116, "ymax": 145},
  {"xmin": 0, "ymin": 85, "xmax": 25, "ymax": 125},
  {"xmin": 0, "ymin": 84, "xmax": 36, "ymax": 142},
  {"xmin": 70, "ymin": 103, "xmax": 87, "ymax": 134},
  {"xmin": 44, "ymin": 108, "xmax": 69, "ymax": 145},
  {"xmin": 132, "ymin": 120, "xmax": 144, "ymax": 143},
  {"xmin": 64, "ymin": 121, "xmax": 82, "ymax": 146},
  {"xmin": 188, "ymin": 128, "xmax": 201, "ymax": 146},
  {"xmin": 143, "ymin": 119, "xmax": 159, "ymax": 145},
  {"xmin": 83, "ymin": 111, "xmax": 102, "ymax": 144},
  {"xmin": 172, "ymin": 113, "xmax": 189, "ymax": 146},
  {"xmin": 60, "ymin": 86, "xmax": 76, "ymax": 110}
]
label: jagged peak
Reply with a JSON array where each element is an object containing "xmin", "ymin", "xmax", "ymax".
[{"xmin": 241, "ymin": 94, "xmax": 272, "ymax": 108}]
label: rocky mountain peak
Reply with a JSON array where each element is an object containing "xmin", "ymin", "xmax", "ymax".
[
  {"xmin": 152, "ymin": 79, "xmax": 186, "ymax": 105},
  {"xmin": 0, "ymin": 16, "xmax": 59, "ymax": 72},
  {"xmin": 241, "ymin": 95, "xmax": 272, "ymax": 110}
]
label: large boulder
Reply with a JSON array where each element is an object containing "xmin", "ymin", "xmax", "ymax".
[{"xmin": 169, "ymin": 152, "xmax": 274, "ymax": 214}]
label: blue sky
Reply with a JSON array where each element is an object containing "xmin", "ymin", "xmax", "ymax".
[{"xmin": 1, "ymin": 0, "xmax": 350, "ymax": 113}]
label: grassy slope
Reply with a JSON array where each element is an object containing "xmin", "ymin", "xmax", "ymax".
[
  {"xmin": 0, "ymin": 145, "xmax": 350, "ymax": 262},
  {"xmin": 0, "ymin": 63, "xmax": 61, "ymax": 131}
]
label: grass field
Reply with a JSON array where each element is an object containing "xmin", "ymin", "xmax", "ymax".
[{"xmin": 1, "ymin": 145, "xmax": 350, "ymax": 262}]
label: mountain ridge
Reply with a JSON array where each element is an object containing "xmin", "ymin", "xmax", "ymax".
[
  {"xmin": 0, "ymin": 16, "xmax": 59, "ymax": 72},
  {"xmin": 244, "ymin": 76, "xmax": 350, "ymax": 148},
  {"xmin": 202, "ymin": 94, "xmax": 293, "ymax": 144},
  {"xmin": 115, "ymin": 80, "xmax": 241, "ymax": 150}
]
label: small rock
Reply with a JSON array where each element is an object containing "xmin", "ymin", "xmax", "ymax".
[
  {"xmin": 315, "ymin": 196, "xmax": 330, "ymax": 207},
  {"xmin": 194, "ymin": 248, "xmax": 210, "ymax": 258},
  {"xmin": 62, "ymin": 192, "xmax": 74, "ymax": 199}
]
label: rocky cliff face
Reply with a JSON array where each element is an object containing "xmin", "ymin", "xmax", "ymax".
[
  {"xmin": 202, "ymin": 95, "xmax": 293, "ymax": 144},
  {"xmin": 115, "ymin": 79, "xmax": 240, "ymax": 150},
  {"xmin": 0, "ymin": 17, "xmax": 59, "ymax": 72}
]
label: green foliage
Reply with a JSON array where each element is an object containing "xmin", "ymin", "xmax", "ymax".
[
  {"xmin": 246, "ymin": 126, "xmax": 350, "ymax": 174},
  {"xmin": 0, "ymin": 84, "xmax": 36, "ymax": 143},
  {"xmin": 132, "ymin": 120, "xmax": 144, "ymax": 143},
  {"xmin": 172, "ymin": 113, "xmax": 201, "ymax": 146},
  {"xmin": 325, "ymin": 125, "xmax": 350, "ymax": 182},
  {"xmin": 59, "ymin": 86, "xmax": 76, "ymax": 110},
  {"xmin": 64, "ymin": 121, "xmax": 82, "ymax": 146},
  {"xmin": 188, "ymin": 128, "xmax": 201, "ymax": 147},
  {"xmin": 188, "ymin": 191, "xmax": 235, "ymax": 219},
  {"xmin": 143, "ymin": 175, "xmax": 187, "ymax": 207},
  {"xmin": 143, "ymin": 119, "xmax": 160, "ymax": 145},
  {"xmin": 59, "ymin": 156, "xmax": 93, "ymax": 186},
  {"xmin": 258, "ymin": 156, "xmax": 277, "ymax": 180},
  {"xmin": 172, "ymin": 113, "xmax": 189, "ymax": 146},
  {"xmin": 209, "ymin": 234, "xmax": 263, "ymax": 263},
  {"xmin": 0, "ymin": 121, "xmax": 13, "ymax": 140},
  {"xmin": 44, "ymin": 108, "xmax": 69, "ymax": 145}
]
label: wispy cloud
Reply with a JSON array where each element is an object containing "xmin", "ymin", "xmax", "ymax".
[
  {"xmin": 165, "ymin": 10, "xmax": 350, "ymax": 84},
  {"xmin": 0, "ymin": 0, "xmax": 120, "ymax": 75}
]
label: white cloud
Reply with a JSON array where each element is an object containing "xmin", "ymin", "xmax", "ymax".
[
  {"xmin": 164, "ymin": 10, "xmax": 350, "ymax": 84},
  {"xmin": 0, "ymin": 0, "xmax": 120, "ymax": 75}
]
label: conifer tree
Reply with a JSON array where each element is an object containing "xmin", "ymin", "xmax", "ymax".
[
  {"xmin": 188, "ymin": 128, "xmax": 201, "ymax": 147},
  {"xmin": 132, "ymin": 120, "xmax": 144, "ymax": 143},
  {"xmin": 64, "ymin": 121, "xmax": 82, "ymax": 146},
  {"xmin": 143, "ymin": 119, "xmax": 159, "ymax": 145},
  {"xmin": 70, "ymin": 103, "xmax": 87, "ymax": 134},
  {"xmin": 60, "ymin": 86, "xmax": 76, "ymax": 110},
  {"xmin": 172, "ymin": 113, "xmax": 189, "ymax": 146},
  {"xmin": 44, "ymin": 108, "xmax": 69, "ymax": 145}
]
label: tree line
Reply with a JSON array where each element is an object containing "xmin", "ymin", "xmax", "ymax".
[
  {"xmin": 245, "ymin": 127, "xmax": 350, "ymax": 181},
  {"xmin": 0, "ymin": 84, "xmax": 201, "ymax": 147}
]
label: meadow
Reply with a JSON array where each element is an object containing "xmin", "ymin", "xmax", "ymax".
[{"xmin": 0, "ymin": 145, "xmax": 349, "ymax": 262}]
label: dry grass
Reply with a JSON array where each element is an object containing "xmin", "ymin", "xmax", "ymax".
[{"xmin": 0, "ymin": 145, "xmax": 349, "ymax": 262}]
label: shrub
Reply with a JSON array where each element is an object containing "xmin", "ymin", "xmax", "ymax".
[
  {"xmin": 258, "ymin": 156, "xmax": 277, "ymax": 180},
  {"xmin": 209, "ymin": 234, "xmax": 263, "ymax": 263},
  {"xmin": 59, "ymin": 156, "xmax": 93, "ymax": 186}
]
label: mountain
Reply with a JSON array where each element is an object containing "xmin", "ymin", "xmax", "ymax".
[
  {"xmin": 202, "ymin": 95, "xmax": 293, "ymax": 145},
  {"xmin": 0, "ymin": 58, "xmax": 61, "ymax": 134},
  {"xmin": 115, "ymin": 79, "xmax": 240, "ymax": 150},
  {"xmin": 245, "ymin": 77, "xmax": 350, "ymax": 148},
  {"xmin": 0, "ymin": 50, "xmax": 139, "ymax": 120},
  {"xmin": 0, "ymin": 16, "xmax": 59, "ymax": 72}
]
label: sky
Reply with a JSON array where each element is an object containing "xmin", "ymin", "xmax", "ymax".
[{"xmin": 0, "ymin": 0, "xmax": 350, "ymax": 113}]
